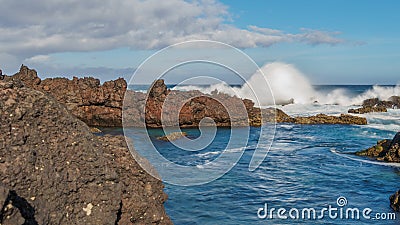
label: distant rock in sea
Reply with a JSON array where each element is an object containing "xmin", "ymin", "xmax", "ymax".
[
  {"xmin": 0, "ymin": 79, "xmax": 172, "ymax": 224},
  {"xmin": 348, "ymin": 106, "xmax": 388, "ymax": 114},
  {"xmin": 292, "ymin": 113, "xmax": 368, "ymax": 125},
  {"xmin": 362, "ymin": 97, "xmax": 400, "ymax": 109}
]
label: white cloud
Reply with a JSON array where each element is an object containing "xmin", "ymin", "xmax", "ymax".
[
  {"xmin": 0, "ymin": 0, "xmax": 345, "ymax": 61},
  {"xmin": 24, "ymin": 55, "xmax": 51, "ymax": 64}
]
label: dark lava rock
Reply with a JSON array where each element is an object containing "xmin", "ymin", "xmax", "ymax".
[
  {"xmin": 7, "ymin": 65, "xmax": 126, "ymax": 127},
  {"xmin": 355, "ymin": 132, "xmax": 400, "ymax": 162},
  {"xmin": 0, "ymin": 79, "xmax": 172, "ymax": 224},
  {"xmin": 362, "ymin": 97, "xmax": 400, "ymax": 109},
  {"xmin": 348, "ymin": 106, "xmax": 388, "ymax": 114},
  {"xmin": 390, "ymin": 190, "xmax": 400, "ymax": 211}
]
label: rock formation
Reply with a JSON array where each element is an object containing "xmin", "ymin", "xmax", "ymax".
[
  {"xmin": 362, "ymin": 97, "xmax": 400, "ymax": 109},
  {"xmin": 390, "ymin": 190, "xmax": 400, "ymax": 212},
  {"xmin": 292, "ymin": 113, "xmax": 367, "ymax": 125},
  {"xmin": 348, "ymin": 106, "xmax": 388, "ymax": 114},
  {"xmin": 9, "ymin": 66, "xmax": 369, "ymax": 128},
  {"xmin": 0, "ymin": 79, "xmax": 172, "ymax": 224},
  {"xmin": 261, "ymin": 109, "xmax": 367, "ymax": 125},
  {"xmin": 123, "ymin": 79, "xmax": 262, "ymax": 127},
  {"xmin": 7, "ymin": 65, "xmax": 126, "ymax": 127},
  {"xmin": 355, "ymin": 132, "xmax": 400, "ymax": 162}
]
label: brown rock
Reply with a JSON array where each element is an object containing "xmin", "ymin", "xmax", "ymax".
[
  {"xmin": 355, "ymin": 132, "xmax": 400, "ymax": 162},
  {"xmin": 124, "ymin": 79, "xmax": 261, "ymax": 127},
  {"xmin": 262, "ymin": 108, "xmax": 295, "ymax": 123},
  {"xmin": 348, "ymin": 106, "xmax": 387, "ymax": 114},
  {"xmin": 157, "ymin": 132, "xmax": 188, "ymax": 141},
  {"xmin": 0, "ymin": 79, "xmax": 172, "ymax": 224},
  {"xmin": 362, "ymin": 97, "xmax": 400, "ymax": 109},
  {"xmin": 390, "ymin": 190, "xmax": 400, "ymax": 211},
  {"xmin": 8, "ymin": 65, "xmax": 126, "ymax": 127},
  {"xmin": 293, "ymin": 114, "xmax": 367, "ymax": 125}
]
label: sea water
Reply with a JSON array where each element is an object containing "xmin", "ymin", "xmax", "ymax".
[{"xmin": 117, "ymin": 84, "xmax": 400, "ymax": 224}]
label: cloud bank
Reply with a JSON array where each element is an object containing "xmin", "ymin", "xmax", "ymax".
[{"xmin": 0, "ymin": 0, "xmax": 344, "ymax": 61}]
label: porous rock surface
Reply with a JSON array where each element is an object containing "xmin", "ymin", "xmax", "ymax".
[{"xmin": 0, "ymin": 79, "xmax": 172, "ymax": 224}]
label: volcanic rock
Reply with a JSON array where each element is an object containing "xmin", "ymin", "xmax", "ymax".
[
  {"xmin": 262, "ymin": 108, "xmax": 295, "ymax": 123},
  {"xmin": 293, "ymin": 113, "xmax": 367, "ymax": 125},
  {"xmin": 7, "ymin": 65, "xmax": 126, "ymax": 127},
  {"xmin": 362, "ymin": 97, "xmax": 400, "ymax": 109},
  {"xmin": 390, "ymin": 190, "xmax": 400, "ymax": 211},
  {"xmin": 0, "ymin": 79, "xmax": 172, "ymax": 224},
  {"xmin": 123, "ymin": 79, "xmax": 262, "ymax": 127},
  {"xmin": 355, "ymin": 132, "xmax": 400, "ymax": 162},
  {"xmin": 348, "ymin": 106, "xmax": 388, "ymax": 114}
]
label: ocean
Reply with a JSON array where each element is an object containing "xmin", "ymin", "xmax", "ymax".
[{"xmin": 110, "ymin": 84, "xmax": 400, "ymax": 224}]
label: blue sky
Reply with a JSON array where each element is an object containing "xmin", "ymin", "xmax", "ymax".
[{"xmin": 0, "ymin": 0, "xmax": 399, "ymax": 84}]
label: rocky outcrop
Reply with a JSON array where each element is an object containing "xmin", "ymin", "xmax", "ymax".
[
  {"xmin": 262, "ymin": 108, "xmax": 295, "ymax": 123},
  {"xmin": 0, "ymin": 80, "xmax": 172, "ymax": 224},
  {"xmin": 390, "ymin": 190, "xmax": 400, "ymax": 211},
  {"xmin": 8, "ymin": 65, "xmax": 126, "ymax": 127},
  {"xmin": 8, "ymin": 66, "xmax": 370, "ymax": 128},
  {"xmin": 355, "ymin": 132, "xmax": 400, "ymax": 162},
  {"xmin": 348, "ymin": 106, "xmax": 387, "ymax": 114},
  {"xmin": 261, "ymin": 110, "xmax": 367, "ymax": 125},
  {"xmin": 362, "ymin": 97, "xmax": 400, "ymax": 109},
  {"xmin": 124, "ymin": 79, "xmax": 262, "ymax": 127},
  {"xmin": 292, "ymin": 113, "xmax": 367, "ymax": 125}
]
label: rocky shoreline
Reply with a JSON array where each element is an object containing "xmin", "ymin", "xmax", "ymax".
[
  {"xmin": 5, "ymin": 66, "xmax": 368, "ymax": 128},
  {"xmin": 1, "ymin": 65, "xmax": 398, "ymax": 223}
]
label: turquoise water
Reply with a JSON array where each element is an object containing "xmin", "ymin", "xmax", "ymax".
[{"xmin": 114, "ymin": 85, "xmax": 400, "ymax": 224}]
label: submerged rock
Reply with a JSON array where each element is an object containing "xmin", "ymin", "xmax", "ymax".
[
  {"xmin": 157, "ymin": 132, "xmax": 188, "ymax": 141},
  {"xmin": 355, "ymin": 132, "xmax": 400, "ymax": 162},
  {"xmin": 0, "ymin": 79, "xmax": 172, "ymax": 224}
]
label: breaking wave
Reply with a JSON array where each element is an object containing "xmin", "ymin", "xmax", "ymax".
[{"xmin": 174, "ymin": 62, "xmax": 400, "ymax": 107}]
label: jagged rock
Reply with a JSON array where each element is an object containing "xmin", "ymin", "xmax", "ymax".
[
  {"xmin": 7, "ymin": 65, "xmax": 126, "ymax": 127},
  {"xmin": 390, "ymin": 190, "xmax": 400, "ymax": 211},
  {"xmin": 362, "ymin": 97, "xmax": 400, "ymax": 109},
  {"xmin": 348, "ymin": 106, "xmax": 387, "ymax": 114},
  {"xmin": 124, "ymin": 79, "xmax": 262, "ymax": 127},
  {"xmin": 355, "ymin": 132, "xmax": 400, "ymax": 162},
  {"xmin": 293, "ymin": 114, "xmax": 367, "ymax": 125},
  {"xmin": 262, "ymin": 108, "xmax": 295, "ymax": 123},
  {"xmin": 157, "ymin": 132, "xmax": 188, "ymax": 141},
  {"xmin": 0, "ymin": 79, "xmax": 172, "ymax": 224}
]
